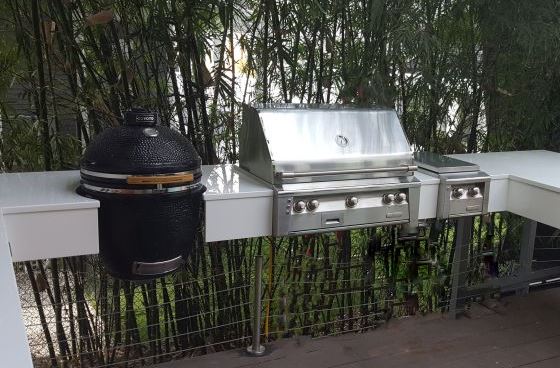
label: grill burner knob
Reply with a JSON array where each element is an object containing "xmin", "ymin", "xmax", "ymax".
[
  {"xmin": 468, "ymin": 187, "xmax": 480, "ymax": 197},
  {"xmin": 307, "ymin": 199, "xmax": 320, "ymax": 211},
  {"xmin": 394, "ymin": 192, "xmax": 407, "ymax": 203},
  {"xmin": 382, "ymin": 193, "xmax": 395, "ymax": 204},
  {"xmin": 452, "ymin": 188, "xmax": 464, "ymax": 199},
  {"xmin": 346, "ymin": 196, "xmax": 359, "ymax": 208},
  {"xmin": 293, "ymin": 200, "xmax": 307, "ymax": 213}
]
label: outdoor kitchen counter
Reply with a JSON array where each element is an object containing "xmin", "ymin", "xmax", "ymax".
[
  {"xmin": 1, "ymin": 151, "xmax": 560, "ymax": 253},
  {"xmin": 451, "ymin": 150, "xmax": 560, "ymax": 229},
  {"xmin": 202, "ymin": 166, "xmax": 442, "ymax": 241},
  {"xmin": 0, "ymin": 171, "xmax": 99, "ymax": 262},
  {"xmin": 202, "ymin": 164, "xmax": 273, "ymax": 242},
  {"xmin": 1, "ymin": 154, "xmax": 559, "ymax": 368}
]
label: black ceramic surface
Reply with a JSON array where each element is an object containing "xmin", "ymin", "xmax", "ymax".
[
  {"xmin": 81, "ymin": 109, "xmax": 201, "ymax": 175},
  {"xmin": 80, "ymin": 186, "xmax": 205, "ymax": 280},
  {"xmin": 78, "ymin": 109, "xmax": 205, "ymax": 280}
]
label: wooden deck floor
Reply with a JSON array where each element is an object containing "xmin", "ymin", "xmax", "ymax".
[{"xmin": 157, "ymin": 288, "xmax": 560, "ymax": 368}]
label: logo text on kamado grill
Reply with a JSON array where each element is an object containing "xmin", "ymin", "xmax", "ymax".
[
  {"xmin": 136, "ymin": 115, "xmax": 155, "ymax": 122},
  {"xmin": 335, "ymin": 134, "xmax": 349, "ymax": 147}
]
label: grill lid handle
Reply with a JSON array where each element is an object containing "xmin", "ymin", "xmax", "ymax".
[
  {"xmin": 124, "ymin": 108, "xmax": 158, "ymax": 127},
  {"xmin": 277, "ymin": 165, "xmax": 418, "ymax": 179}
]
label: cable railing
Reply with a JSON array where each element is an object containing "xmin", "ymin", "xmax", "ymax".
[{"xmin": 15, "ymin": 214, "xmax": 558, "ymax": 368}]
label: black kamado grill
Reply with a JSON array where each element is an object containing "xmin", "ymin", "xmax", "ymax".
[{"xmin": 78, "ymin": 108, "xmax": 206, "ymax": 280}]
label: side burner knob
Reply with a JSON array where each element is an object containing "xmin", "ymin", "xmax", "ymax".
[
  {"xmin": 382, "ymin": 193, "xmax": 395, "ymax": 204},
  {"xmin": 293, "ymin": 200, "xmax": 307, "ymax": 213},
  {"xmin": 346, "ymin": 196, "xmax": 359, "ymax": 208},
  {"xmin": 394, "ymin": 192, "xmax": 407, "ymax": 203},
  {"xmin": 307, "ymin": 199, "xmax": 320, "ymax": 211},
  {"xmin": 468, "ymin": 187, "xmax": 480, "ymax": 197},
  {"xmin": 452, "ymin": 188, "xmax": 464, "ymax": 199}
]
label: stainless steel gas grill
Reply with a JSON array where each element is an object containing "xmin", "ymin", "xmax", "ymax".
[
  {"xmin": 415, "ymin": 152, "xmax": 490, "ymax": 218},
  {"xmin": 240, "ymin": 104, "xmax": 421, "ymax": 236}
]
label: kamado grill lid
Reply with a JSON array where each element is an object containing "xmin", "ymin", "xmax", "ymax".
[
  {"xmin": 81, "ymin": 109, "xmax": 201, "ymax": 190},
  {"xmin": 81, "ymin": 109, "xmax": 201, "ymax": 177}
]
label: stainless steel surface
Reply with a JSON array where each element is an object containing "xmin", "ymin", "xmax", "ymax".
[
  {"xmin": 416, "ymin": 152, "xmax": 490, "ymax": 219},
  {"xmin": 468, "ymin": 187, "xmax": 480, "ymax": 197},
  {"xmin": 273, "ymin": 177, "xmax": 421, "ymax": 236},
  {"xmin": 81, "ymin": 183, "xmax": 200, "ymax": 194},
  {"xmin": 80, "ymin": 168, "xmax": 201, "ymax": 180},
  {"xmin": 395, "ymin": 192, "xmax": 407, "ymax": 203},
  {"xmin": 132, "ymin": 255, "xmax": 184, "ymax": 276},
  {"xmin": 247, "ymin": 255, "xmax": 266, "ymax": 356},
  {"xmin": 452, "ymin": 188, "xmax": 464, "ymax": 199},
  {"xmin": 345, "ymin": 196, "xmax": 358, "ymax": 208},
  {"xmin": 293, "ymin": 200, "xmax": 306, "ymax": 213},
  {"xmin": 240, "ymin": 104, "xmax": 415, "ymax": 185},
  {"xmin": 143, "ymin": 127, "xmax": 159, "ymax": 137},
  {"xmin": 239, "ymin": 104, "xmax": 421, "ymax": 236},
  {"xmin": 415, "ymin": 151, "xmax": 479, "ymax": 174},
  {"xmin": 382, "ymin": 193, "xmax": 395, "ymax": 204},
  {"xmin": 277, "ymin": 165, "xmax": 417, "ymax": 180},
  {"xmin": 306, "ymin": 199, "xmax": 320, "ymax": 211}
]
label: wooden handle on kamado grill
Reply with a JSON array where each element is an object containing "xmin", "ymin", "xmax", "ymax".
[{"xmin": 126, "ymin": 173, "xmax": 194, "ymax": 185}]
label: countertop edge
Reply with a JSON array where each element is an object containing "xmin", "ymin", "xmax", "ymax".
[
  {"xmin": 1, "ymin": 202, "xmax": 100, "ymax": 215},
  {"xmin": 204, "ymin": 191, "xmax": 274, "ymax": 201},
  {"xmin": 508, "ymin": 174, "xmax": 560, "ymax": 194}
]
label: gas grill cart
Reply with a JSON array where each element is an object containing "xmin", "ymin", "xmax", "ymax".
[{"xmin": 2, "ymin": 105, "xmax": 560, "ymax": 366}]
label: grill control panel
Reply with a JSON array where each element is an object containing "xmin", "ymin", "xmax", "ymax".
[
  {"xmin": 444, "ymin": 183, "xmax": 487, "ymax": 217},
  {"xmin": 415, "ymin": 152, "xmax": 490, "ymax": 219},
  {"xmin": 274, "ymin": 189, "xmax": 413, "ymax": 235}
]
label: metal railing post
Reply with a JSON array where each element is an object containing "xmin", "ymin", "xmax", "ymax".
[
  {"xmin": 517, "ymin": 219, "xmax": 537, "ymax": 296},
  {"xmin": 247, "ymin": 255, "xmax": 265, "ymax": 356},
  {"xmin": 449, "ymin": 217, "xmax": 472, "ymax": 317}
]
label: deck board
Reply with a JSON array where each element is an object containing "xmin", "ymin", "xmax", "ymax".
[{"xmin": 156, "ymin": 288, "xmax": 560, "ymax": 368}]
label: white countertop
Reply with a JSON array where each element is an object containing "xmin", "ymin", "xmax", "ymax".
[
  {"xmin": 201, "ymin": 164, "xmax": 273, "ymax": 201},
  {"xmin": 0, "ymin": 151, "xmax": 558, "ymax": 215},
  {"xmin": 451, "ymin": 150, "xmax": 560, "ymax": 193},
  {"xmin": 0, "ymin": 171, "xmax": 99, "ymax": 214},
  {"xmin": 0, "ymin": 166, "xmax": 273, "ymax": 214}
]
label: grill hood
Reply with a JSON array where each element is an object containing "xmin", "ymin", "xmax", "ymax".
[{"xmin": 240, "ymin": 104, "xmax": 415, "ymax": 185}]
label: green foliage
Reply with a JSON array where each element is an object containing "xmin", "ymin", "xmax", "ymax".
[{"xmin": 2, "ymin": 0, "xmax": 560, "ymax": 366}]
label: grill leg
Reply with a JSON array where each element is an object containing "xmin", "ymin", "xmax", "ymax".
[
  {"xmin": 450, "ymin": 218, "xmax": 472, "ymax": 317},
  {"xmin": 517, "ymin": 220, "xmax": 537, "ymax": 296},
  {"xmin": 247, "ymin": 255, "xmax": 266, "ymax": 356}
]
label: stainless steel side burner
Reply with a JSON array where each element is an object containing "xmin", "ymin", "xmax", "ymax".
[
  {"xmin": 415, "ymin": 152, "xmax": 490, "ymax": 219},
  {"xmin": 239, "ymin": 104, "xmax": 421, "ymax": 236}
]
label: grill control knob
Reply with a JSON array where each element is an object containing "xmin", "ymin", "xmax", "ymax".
[
  {"xmin": 346, "ymin": 196, "xmax": 359, "ymax": 208},
  {"xmin": 394, "ymin": 192, "xmax": 407, "ymax": 203},
  {"xmin": 382, "ymin": 193, "xmax": 395, "ymax": 204},
  {"xmin": 452, "ymin": 188, "xmax": 464, "ymax": 199},
  {"xmin": 293, "ymin": 200, "xmax": 306, "ymax": 213},
  {"xmin": 307, "ymin": 199, "xmax": 320, "ymax": 211},
  {"xmin": 468, "ymin": 187, "xmax": 480, "ymax": 197}
]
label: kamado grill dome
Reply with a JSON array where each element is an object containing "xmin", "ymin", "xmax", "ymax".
[
  {"xmin": 78, "ymin": 108, "xmax": 206, "ymax": 280},
  {"xmin": 81, "ymin": 110, "xmax": 201, "ymax": 176}
]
